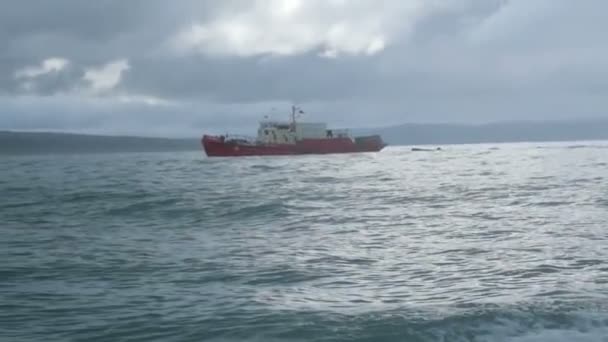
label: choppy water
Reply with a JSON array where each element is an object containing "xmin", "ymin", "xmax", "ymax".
[{"xmin": 2, "ymin": 142, "xmax": 608, "ymax": 341}]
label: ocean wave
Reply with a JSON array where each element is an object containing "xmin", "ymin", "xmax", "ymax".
[
  {"xmin": 159, "ymin": 305, "xmax": 608, "ymax": 342},
  {"xmin": 3, "ymin": 146, "xmax": 608, "ymax": 341}
]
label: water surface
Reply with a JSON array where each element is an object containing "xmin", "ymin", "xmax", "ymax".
[{"xmin": 2, "ymin": 142, "xmax": 608, "ymax": 341}]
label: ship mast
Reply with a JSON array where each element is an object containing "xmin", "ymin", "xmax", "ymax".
[{"xmin": 290, "ymin": 105, "xmax": 299, "ymax": 132}]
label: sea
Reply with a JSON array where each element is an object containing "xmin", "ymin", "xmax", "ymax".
[{"xmin": 2, "ymin": 142, "xmax": 608, "ymax": 342}]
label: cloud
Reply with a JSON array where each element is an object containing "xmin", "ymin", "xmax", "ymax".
[
  {"xmin": 7, "ymin": 56, "xmax": 171, "ymax": 107},
  {"xmin": 83, "ymin": 59, "xmax": 130, "ymax": 93},
  {"xmin": 115, "ymin": 94, "xmax": 174, "ymax": 107},
  {"xmin": 2, "ymin": 0, "xmax": 608, "ymax": 136},
  {"xmin": 171, "ymin": 0, "xmax": 470, "ymax": 58},
  {"xmin": 78, "ymin": 59, "xmax": 172, "ymax": 106},
  {"xmin": 14, "ymin": 58, "xmax": 70, "ymax": 79}
]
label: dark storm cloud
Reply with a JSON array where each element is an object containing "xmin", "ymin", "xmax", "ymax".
[{"xmin": 1, "ymin": 0, "xmax": 608, "ymax": 135}]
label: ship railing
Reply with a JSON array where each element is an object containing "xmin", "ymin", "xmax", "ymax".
[
  {"xmin": 326, "ymin": 128, "xmax": 351, "ymax": 139},
  {"xmin": 259, "ymin": 120, "xmax": 290, "ymax": 127},
  {"xmin": 224, "ymin": 134, "xmax": 259, "ymax": 145}
]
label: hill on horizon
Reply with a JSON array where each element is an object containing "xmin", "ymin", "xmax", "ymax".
[
  {"xmin": 0, "ymin": 131, "xmax": 200, "ymax": 155},
  {"xmin": 354, "ymin": 117, "xmax": 608, "ymax": 145}
]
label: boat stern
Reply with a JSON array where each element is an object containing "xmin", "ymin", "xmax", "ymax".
[{"xmin": 354, "ymin": 135, "xmax": 387, "ymax": 152}]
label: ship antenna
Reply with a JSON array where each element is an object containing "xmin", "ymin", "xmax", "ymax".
[{"xmin": 290, "ymin": 104, "xmax": 300, "ymax": 132}]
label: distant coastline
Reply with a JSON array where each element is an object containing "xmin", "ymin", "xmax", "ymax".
[
  {"xmin": 3, "ymin": 118, "xmax": 608, "ymax": 154},
  {"xmin": 0, "ymin": 131, "xmax": 200, "ymax": 155},
  {"xmin": 355, "ymin": 118, "xmax": 608, "ymax": 146}
]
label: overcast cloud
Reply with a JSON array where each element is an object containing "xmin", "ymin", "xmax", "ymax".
[{"xmin": 1, "ymin": 0, "xmax": 607, "ymax": 137}]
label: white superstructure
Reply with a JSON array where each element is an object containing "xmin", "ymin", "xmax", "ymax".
[
  {"xmin": 255, "ymin": 106, "xmax": 351, "ymax": 144},
  {"xmin": 295, "ymin": 122, "xmax": 327, "ymax": 139}
]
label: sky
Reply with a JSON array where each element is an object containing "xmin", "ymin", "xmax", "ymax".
[{"xmin": 1, "ymin": 0, "xmax": 607, "ymax": 137}]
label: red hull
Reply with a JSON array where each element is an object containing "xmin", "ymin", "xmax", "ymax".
[{"xmin": 202, "ymin": 135, "xmax": 386, "ymax": 157}]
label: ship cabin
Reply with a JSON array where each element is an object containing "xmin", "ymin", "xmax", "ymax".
[{"xmin": 257, "ymin": 120, "xmax": 351, "ymax": 145}]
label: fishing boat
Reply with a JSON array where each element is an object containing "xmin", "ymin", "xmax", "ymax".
[{"xmin": 201, "ymin": 106, "xmax": 387, "ymax": 157}]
